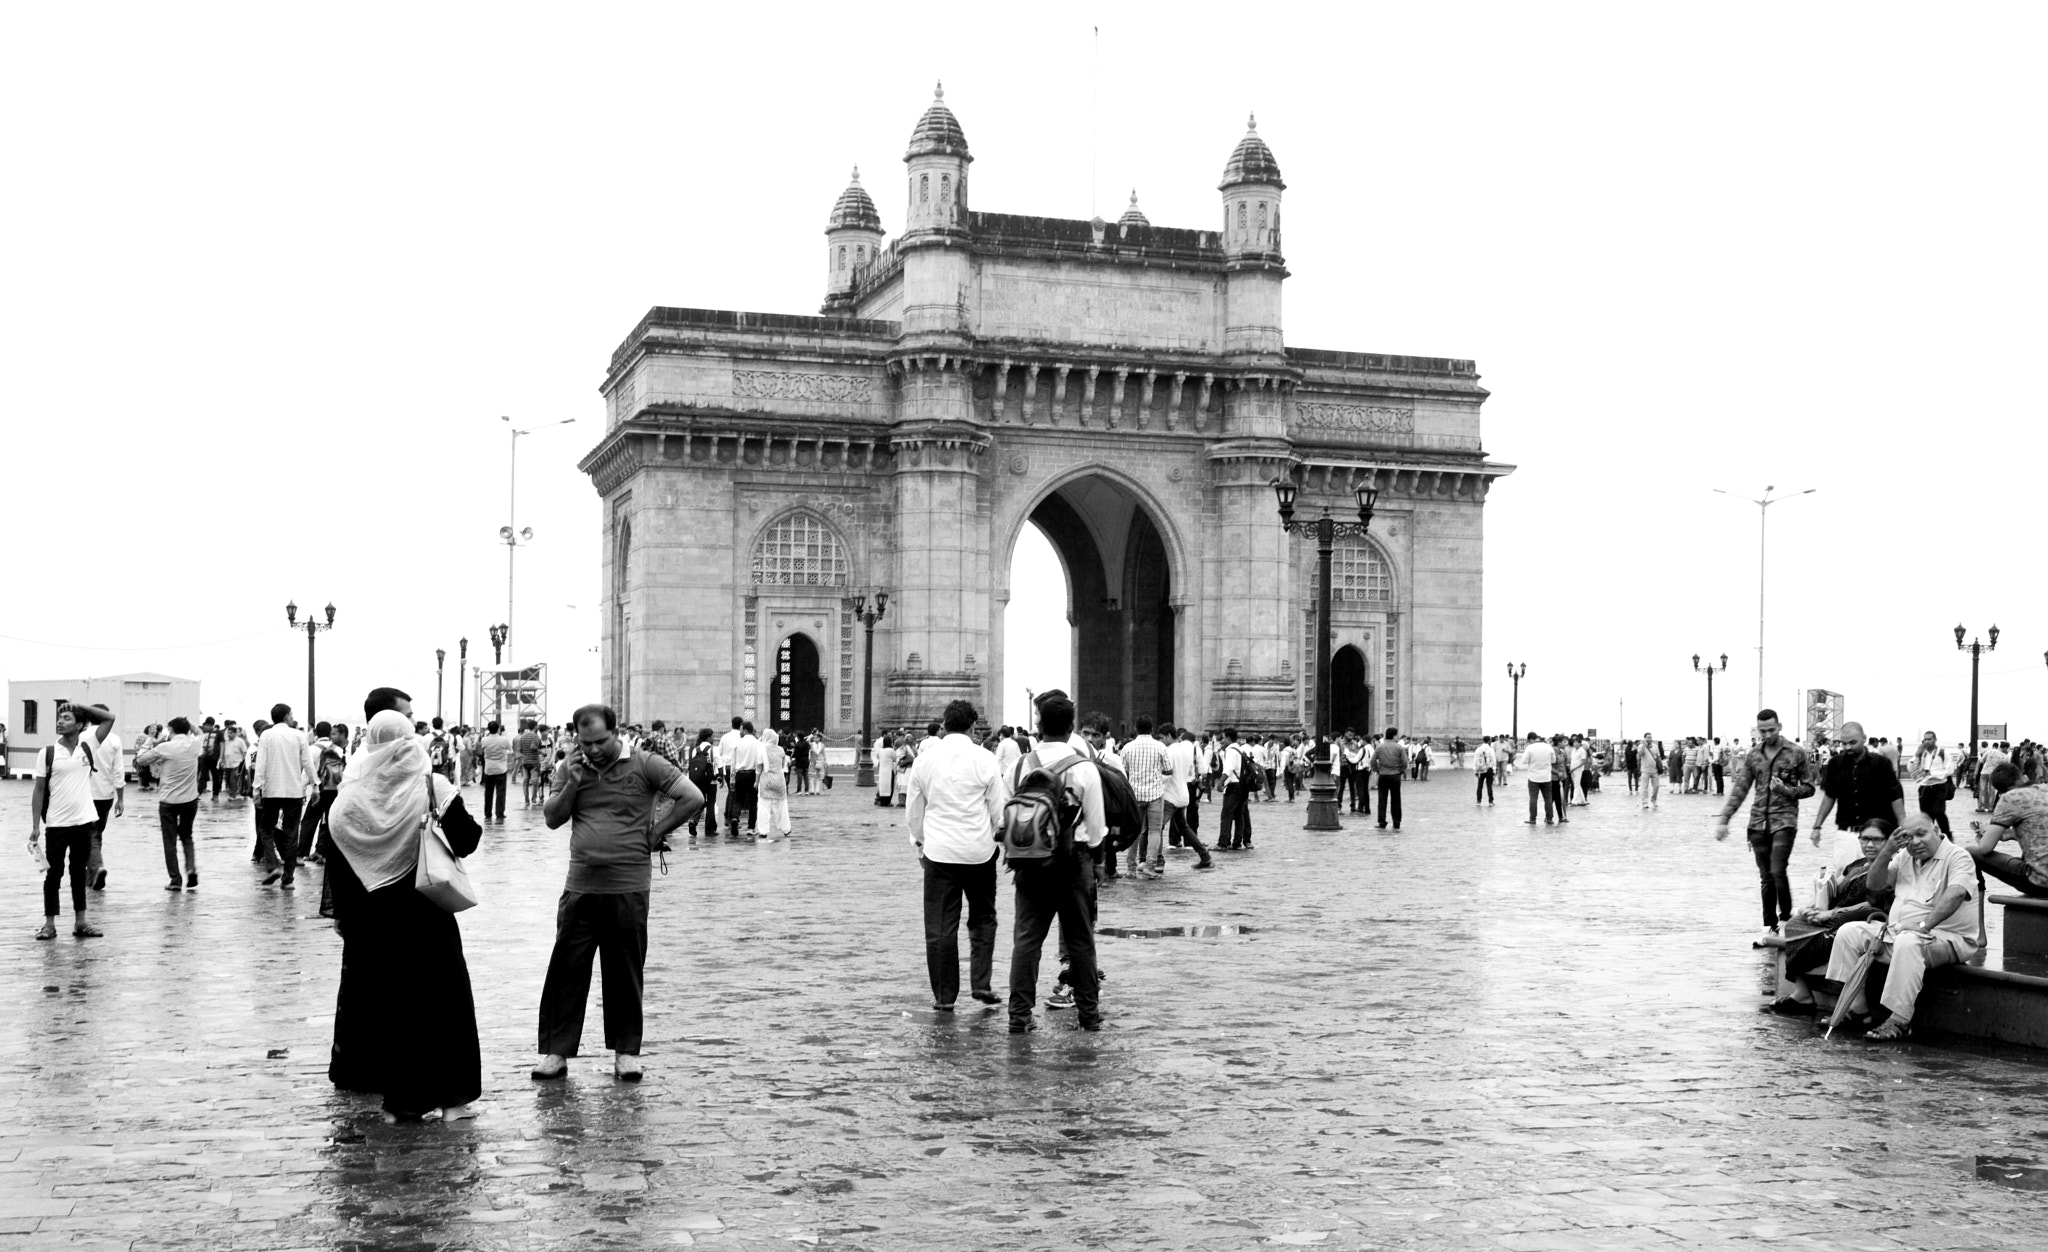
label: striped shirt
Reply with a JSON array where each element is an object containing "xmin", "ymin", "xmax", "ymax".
[{"xmin": 1120, "ymin": 734, "xmax": 1170, "ymax": 803}]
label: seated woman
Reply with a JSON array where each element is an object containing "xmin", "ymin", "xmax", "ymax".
[
  {"xmin": 326, "ymin": 709, "xmax": 486, "ymax": 1122},
  {"xmin": 1764, "ymin": 821, "xmax": 1894, "ymax": 1016}
]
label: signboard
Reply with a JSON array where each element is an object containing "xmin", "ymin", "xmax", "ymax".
[
  {"xmin": 1978, "ymin": 724, "xmax": 2009, "ymax": 742},
  {"xmin": 1804, "ymin": 689, "xmax": 1845, "ymax": 744}
]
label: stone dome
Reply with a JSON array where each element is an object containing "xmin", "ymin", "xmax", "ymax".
[
  {"xmin": 1117, "ymin": 190, "xmax": 1150, "ymax": 228},
  {"xmin": 1219, "ymin": 114, "xmax": 1285, "ymax": 190},
  {"xmin": 904, "ymin": 82, "xmax": 972, "ymax": 160},
  {"xmin": 826, "ymin": 167, "xmax": 882, "ymax": 232}
]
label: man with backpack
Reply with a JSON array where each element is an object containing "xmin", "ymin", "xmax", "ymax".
[
  {"xmin": 1000, "ymin": 692, "xmax": 1106, "ymax": 1034},
  {"xmin": 31, "ymin": 703, "xmax": 115, "ymax": 938},
  {"xmin": 1216, "ymin": 728, "xmax": 1255, "ymax": 851},
  {"xmin": 427, "ymin": 718, "xmax": 457, "ymax": 782},
  {"xmin": 906, "ymin": 699, "xmax": 1006, "ymax": 1012}
]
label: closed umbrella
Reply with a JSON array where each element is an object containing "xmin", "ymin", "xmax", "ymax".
[{"xmin": 1825, "ymin": 929, "xmax": 1886, "ymax": 1040}]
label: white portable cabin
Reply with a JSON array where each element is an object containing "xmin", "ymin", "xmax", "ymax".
[{"xmin": 4, "ymin": 673, "xmax": 203, "ymax": 777}]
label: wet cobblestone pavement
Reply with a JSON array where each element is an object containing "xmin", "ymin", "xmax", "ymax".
[{"xmin": 5, "ymin": 773, "xmax": 2047, "ymax": 1249}]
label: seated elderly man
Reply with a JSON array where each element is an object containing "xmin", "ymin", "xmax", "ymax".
[
  {"xmin": 1969, "ymin": 763, "xmax": 2048, "ymax": 898},
  {"xmin": 1825, "ymin": 814, "xmax": 1981, "ymax": 1041},
  {"xmin": 1765, "ymin": 822, "xmax": 1896, "ymax": 1017}
]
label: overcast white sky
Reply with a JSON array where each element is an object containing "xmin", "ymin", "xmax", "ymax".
[{"xmin": 3, "ymin": 3, "xmax": 2042, "ymax": 745}]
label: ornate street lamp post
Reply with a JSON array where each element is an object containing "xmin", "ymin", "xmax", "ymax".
[
  {"xmin": 285, "ymin": 601, "xmax": 336, "ymax": 725},
  {"xmin": 1273, "ymin": 474, "xmax": 1379, "ymax": 832},
  {"xmin": 436, "ymin": 648, "xmax": 447, "ymax": 721},
  {"xmin": 457, "ymin": 637, "xmax": 468, "ymax": 727},
  {"xmin": 1507, "ymin": 662, "xmax": 1527, "ymax": 743},
  {"xmin": 1693, "ymin": 652, "xmax": 1728, "ymax": 739},
  {"xmin": 1957, "ymin": 624, "xmax": 1998, "ymax": 768},
  {"xmin": 850, "ymin": 591, "xmax": 889, "ymax": 789},
  {"xmin": 488, "ymin": 623, "xmax": 510, "ymax": 726}
]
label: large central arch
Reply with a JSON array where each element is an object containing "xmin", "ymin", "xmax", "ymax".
[{"xmin": 1003, "ymin": 470, "xmax": 1182, "ymax": 732}]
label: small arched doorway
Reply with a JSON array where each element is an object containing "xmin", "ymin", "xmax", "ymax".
[
  {"xmin": 770, "ymin": 634, "xmax": 825, "ymax": 735},
  {"xmin": 1331, "ymin": 645, "xmax": 1371, "ymax": 737}
]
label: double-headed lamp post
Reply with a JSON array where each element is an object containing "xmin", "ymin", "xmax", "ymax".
[
  {"xmin": 488, "ymin": 623, "xmax": 510, "ymax": 725},
  {"xmin": 1957, "ymin": 624, "xmax": 1998, "ymax": 762},
  {"xmin": 285, "ymin": 601, "xmax": 336, "ymax": 726},
  {"xmin": 1693, "ymin": 652, "xmax": 1728, "ymax": 739},
  {"xmin": 1507, "ymin": 663, "xmax": 1527, "ymax": 742},
  {"xmin": 850, "ymin": 591, "xmax": 889, "ymax": 789},
  {"xmin": 1273, "ymin": 474, "xmax": 1380, "ymax": 832}
]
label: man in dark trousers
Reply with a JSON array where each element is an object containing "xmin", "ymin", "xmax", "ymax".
[
  {"xmin": 1372, "ymin": 727, "xmax": 1407, "ymax": 830},
  {"xmin": 535, "ymin": 703, "xmax": 703, "ymax": 1083},
  {"xmin": 1004, "ymin": 693, "xmax": 1105, "ymax": 1034}
]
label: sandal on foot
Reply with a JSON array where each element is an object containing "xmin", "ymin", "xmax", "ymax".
[
  {"xmin": 73, "ymin": 924, "xmax": 104, "ymax": 938},
  {"xmin": 35, "ymin": 923, "xmax": 56, "ymax": 941},
  {"xmin": 1866, "ymin": 1018, "xmax": 1912, "ymax": 1042}
]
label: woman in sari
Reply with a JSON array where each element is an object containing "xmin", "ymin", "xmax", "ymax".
[
  {"xmin": 325, "ymin": 709, "xmax": 486, "ymax": 1122},
  {"xmin": 760, "ymin": 730, "xmax": 792, "ymax": 840}
]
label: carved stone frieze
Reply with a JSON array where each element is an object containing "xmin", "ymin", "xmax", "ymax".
[
  {"xmin": 1292, "ymin": 402, "xmax": 1415, "ymax": 434},
  {"xmin": 733, "ymin": 371, "xmax": 874, "ymax": 403}
]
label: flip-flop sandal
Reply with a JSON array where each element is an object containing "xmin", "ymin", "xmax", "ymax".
[{"xmin": 34, "ymin": 924, "xmax": 56, "ymax": 941}]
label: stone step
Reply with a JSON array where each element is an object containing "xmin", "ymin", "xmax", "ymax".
[{"xmin": 1991, "ymin": 894, "xmax": 2048, "ymax": 963}]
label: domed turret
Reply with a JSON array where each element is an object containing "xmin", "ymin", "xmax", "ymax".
[
  {"xmin": 1219, "ymin": 113, "xmax": 1284, "ymax": 263},
  {"xmin": 1118, "ymin": 190, "xmax": 1150, "ymax": 230},
  {"xmin": 1218, "ymin": 113, "xmax": 1285, "ymax": 190},
  {"xmin": 823, "ymin": 167, "xmax": 886, "ymax": 311},
  {"xmin": 904, "ymin": 81, "xmax": 971, "ymax": 160}
]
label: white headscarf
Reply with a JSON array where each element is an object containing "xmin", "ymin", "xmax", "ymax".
[{"xmin": 328, "ymin": 709, "xmax": 453, "ymax": 892}]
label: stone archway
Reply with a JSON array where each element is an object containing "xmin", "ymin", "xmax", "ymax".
[
  {"xmin": 1331, "ymin": 644, "xmax": 1371, "ymax": 737},
  {"xmin": 1011, "ymin": 472, "xmax": 1179, "ymax": 733},
  {"xmin": 769, "ymin": 633, "xmax": 825, "ymax": 735}
]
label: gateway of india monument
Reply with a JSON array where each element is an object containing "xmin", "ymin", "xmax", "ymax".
[{"xmin": 581, "ymin": 86, "xmax": 1510, "ymax": 741}]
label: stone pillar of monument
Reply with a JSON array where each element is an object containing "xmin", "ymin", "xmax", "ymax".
[
  {"xmin": 1202, "ymin": 439, "xmax": 1299, "ymax": 733},
  {"xmin": 882, "ymin": 362, "xmax": 992, "ymax": 727},
  {"xmin": 899, "ymin": 83, "xmax": 974, "ymax": 342}
]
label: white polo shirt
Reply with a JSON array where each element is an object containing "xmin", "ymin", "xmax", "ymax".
[
  {"xmin": 88, "ymin": 731, "xmax": 123, "ymax": 801},
  {"xmin": 35, "ymin": 740, "xmax": 100, "ymax": 827}
]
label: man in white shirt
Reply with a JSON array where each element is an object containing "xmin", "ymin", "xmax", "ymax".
[
  {"xmin": 1217, "ymin": 729, "xmax": 1254, "ymax": 850},
  {"xmin": 728, "ymin": 722, "xmax": 767, "ymax": 838},
  {"xmin": 31, "ymin": 703, "xmax": 115, "ymax": 938},
  {"xmin": 1473, "ymin": 737, "xmax": 1498, "ymax": 806},
  {"xmin": 1517, "ymin": 733, "xmax": 1558, "ymax": 825},
  {"xmin": 1910, "ymin": 730, "xmax": 1957, "ymax": 835},
  {"xmin": 1163, "ymin": 726, "xmax": 1215, "ymax": 868},
  {"xmin": 254, "ymin": 703, "xmax": 312, "ymax": 887},
  {"xmin": 906, "ymin": 700, "xmax": 1007, "ymax": 1011},
  {"xmin": 1825, "ymin": 814, "xmax": 1981, "ymax": 1040},
  {"xmin": 79, "ymin": 705, "xmax": 123, "ymax": 893},
  {"xmin": 1006, "ymin": 691, "xmax": 1106, "ymax": 1034},
  {"xmin": 993, "ymin": 725, "xmax": 1023, "ymax": 775},
  {"xmin": 134, "ymin": 717, "xmax": 204, "ymax": 891}
]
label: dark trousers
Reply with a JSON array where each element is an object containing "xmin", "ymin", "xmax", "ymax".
[
  {"xmin": 538, "ymin": 890, "xmax": 650, "ymax": 1056},
  {"xmin": 1218, "ymin": 784, "xmax": 1252, "ymax": 849},
  {"xmin": 1918, "ymin": 786, "xmax": 1951, "ymax": 835},
  {"xmin": 692, "ymin": 780, "xmax": 720, "ymax": 835},
  {"xmin": 1747, "ymin": 827, "xmax": 1797, "ymax": 928},
  {"xmin": 1528, "ymin": 780, "xmax": 1556, "ymax": 823},
  {"xmin": 1711, "ymin": 763, "xmax": 1726, "ymax": 795},
  {"xmin": 481, "ymin": 773, "xmax": 507, "ymax": 821},
  {"xmin": 1475, "ymin": 770, "xmax": 1494, "ymax": 803},
  {"xmin": 1166, "ymin": 803, "xmax": 1210, "ymax": 861},
  {"xmin": 1376, "ymin": 774, "xmax": 1402, "ymax": 827},
  {"xmin": 255, "ymin": 798, "xmax": 302, "ymax": 876},
  {"xmin": 1010, "ymin": 854, "xmax": 1099, "ymax": 1024},
  {"xmin": 1975, "ymin": 850, "xmax": 2048, "ymax": 898},
  {"xmin": 730, "ymin": 770, "xmax": 759, "ymax": 833},
  {"xmin": 297, "ymin": 790, "xmax": 336, "ymax": 859},
  {"xmin": 89, "ymin": 798, "xmax": 113, "ymax": 875},
  {"xmin": 42, "ymin": 825, "xmax": 93, "ymax": 915},
  {"xmin": 1347, "ymin": 768, "xmax": 1369, "ymax": 812},
  {"xmin": 159, "ymin": 801, "xmax": 198, "ymax": 881},
  {"xmin": 922, "ymin": 855, "xmax": 997, "ymax": 1005}
]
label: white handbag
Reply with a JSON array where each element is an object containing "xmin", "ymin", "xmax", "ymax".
[{"xmin": 414, "ymin": 776, "xmax": 479, "ymax": 913}]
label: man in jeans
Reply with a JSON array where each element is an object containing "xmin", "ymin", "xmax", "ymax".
[
  {"xmin": 535, "ymin": 703, "xmax": 702, "ymax": 1082},
  {"xmin": 905, "ymin": 699, "xmax": 1005, "ymax": 1011},
  {"xmin": 1005, "ymin": 693, "xmax": 1105, "ymax": 1034},
  {"xmin": 134, "ymin": 717, "xmax": 203, "ymax": 891},
  {"xmin": 1118, "ymin": 716, "xmax": 1171, "ymax": 879},
  {"xmin": 478, "ymin": 720, "xmax": 512, "ymax": 822},
  {"xmin": 79, "ymin": 704, "xmax": 123, "ymax": 893},
  {"xmin": 1372, "ymin": 727, "xmax": 1406, "ymax": 830},
  {"xmin": 253, "ymin": 704, "xmax": 311, "ymax": 889},
  {"xmin": 1517, "ymin": 732, "xmax": 1557, "ymax": 824},
  {"xmin": 1714, "ymin": 708, "xmax": 1818, "ymax": 945},
  {"xmin": 32, "ymin": 704, "xmax": 111, "ymax": 938}
]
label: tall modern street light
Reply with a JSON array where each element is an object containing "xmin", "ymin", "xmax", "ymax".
[
  {"xmin": 1273, "ymin": 473, "xmax": 1380, "ymax": 832},
  {"xmin": 285, "ymin": 601, "xmax": 336, "ymax": 726},
  {"xmin": 1507, "ymin": 663, "xmax": 1527, "ymax": 742},
  {"xmin": 1693, "ymin": 652, "xmax": 1728, "ymax": 739},
  {"xmin": 850, "ymin": 591, "xmax": 889, "ymax": 788},
  {"xmin": 500, "ymin": 415, "xmax": 576, "ymax": 666},
  {"xmin": 436, "ymin": 648, "xmax": 447, "ymax": 721},
  {"xmin": 457, "ymin": 637, "xmax": 469, "ymax": 727},
  {"xmin": 1713, "ymin": 485, "xmax": 1815, "ymax": 710},
  {"xmin": 1957, "ymin": 624, "xmax": 1998, "ymax": 764}
]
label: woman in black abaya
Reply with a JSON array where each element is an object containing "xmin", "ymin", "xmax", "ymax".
[{"xmin": 326, "ymin": 709, "xmax": 485, "ymax": 1122}]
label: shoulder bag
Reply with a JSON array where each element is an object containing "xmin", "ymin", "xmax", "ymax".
[{"xmin": 414, "ymin": 775, "xmax": 479, "ymax": 912}]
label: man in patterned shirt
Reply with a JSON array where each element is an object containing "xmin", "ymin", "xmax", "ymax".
[{"xmin": 1118, "ymin": 717, "xmax": 1172, "ymax": 879}]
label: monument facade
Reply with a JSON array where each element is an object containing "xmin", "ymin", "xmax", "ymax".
[{"xmin": 581, "ymin": 86, "xmax": 1511, "ymax": 739}]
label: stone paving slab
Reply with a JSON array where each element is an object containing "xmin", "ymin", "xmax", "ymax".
[{"xmin": 0, "ymin": 774, "xmax": 2044, "ymax": 1248}]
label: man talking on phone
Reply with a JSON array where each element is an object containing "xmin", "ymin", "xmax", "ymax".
[{"xmin": 534, "ymin": 703, "xmax": 703, "ymax": 1083}]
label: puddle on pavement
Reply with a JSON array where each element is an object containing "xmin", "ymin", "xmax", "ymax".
[
  {"xmin": 1095, "ymin": 924, "xmax": 1259, "ymax": 939},
  {"xmin": 1976, "ymin": 1155, "xmax": 2048, "ymax": 1189}
]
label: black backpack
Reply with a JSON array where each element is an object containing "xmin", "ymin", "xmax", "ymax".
[
  {"xmin": 686, "ymin": 743, "xmax": 716, "ymax": 789},
  {"xmin": 1092, "ymin": 751, "xmax": 1143, "ymax": 853},
  {"xmin": 999, "ymin": 751, "xmax": 1086, "ymax": 862}
]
